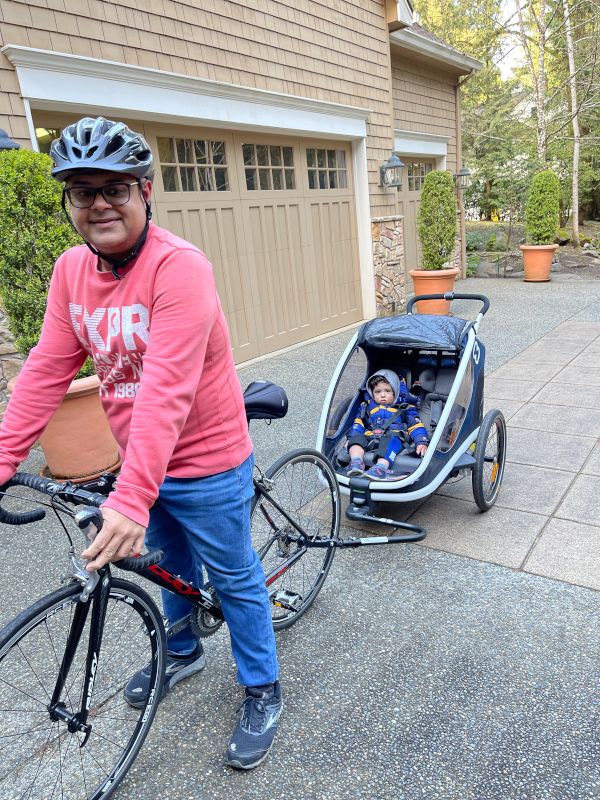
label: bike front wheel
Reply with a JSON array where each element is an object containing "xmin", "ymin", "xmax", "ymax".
[
  {"xmin": 0, "ymin": 577, "xmax": 166, "ymax": 800},
  {"xmin": 252, "ymin": 448, "xmax": 340, "ymax": 631}
]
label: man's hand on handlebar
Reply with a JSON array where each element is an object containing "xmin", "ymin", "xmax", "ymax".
[{"xmin": 81, "ymin": 507, "xmax": 146, "ymax": 571}]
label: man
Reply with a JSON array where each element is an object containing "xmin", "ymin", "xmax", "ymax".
[{"xmin": 0, "ymin": 117, "xmax": 281, "ymax": 770}]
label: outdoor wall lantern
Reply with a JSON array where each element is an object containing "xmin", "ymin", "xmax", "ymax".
[
  {"xmin": 0, "ymin": 129, "xmax": 20, "ymax": 150},
  {"xmin": 379, "ymin": 153, "xmax": 405, "ymax": 190},
  {"xmin": 454, "ymin": 165, "xmax": 471, "ymax": 191}
]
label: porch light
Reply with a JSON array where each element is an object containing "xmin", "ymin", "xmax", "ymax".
[
  {"xmin": 0, "ymin": 129, "xmax": 20, "ymax": 150},
  {"xmin": 454, "ymin": 165, "xmax": 471, "ymax": 190},
  {"xmin": 379, "ymin": 153, "xmax": 405, "ymax": 190}
]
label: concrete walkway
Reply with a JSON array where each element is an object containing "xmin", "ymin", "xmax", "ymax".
[{"xmin": 1, "ymin": 275, "xmax": 598, "ymax": 800}]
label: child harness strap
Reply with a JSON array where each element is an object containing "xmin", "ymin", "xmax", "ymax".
[{"xmin": 358, "ymin": 400, "xmax": 411, "ymax": 444}]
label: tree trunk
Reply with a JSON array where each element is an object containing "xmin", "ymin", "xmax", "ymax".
[
  {"xmin": 562, "ymin": 0, "xmax": 581, "ymax": 247},
  {"xmin": 517, "ymin": 0, "xmax": 549, "ymax": 164}
]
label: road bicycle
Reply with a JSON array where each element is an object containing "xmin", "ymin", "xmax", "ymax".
[{"xmin": 0, "ymin": 381, "xmax": 424, "ymax": 800}]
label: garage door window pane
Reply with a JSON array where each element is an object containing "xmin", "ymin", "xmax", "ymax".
[
  {"xmin": 257, "ymin": 145, "xmax": 269, "ymax": 167},
  {"xmin": 242, "ymin": 143, "xmax": 296, "ymax": 190},
  {"xmin": 194, "ymin": 140, "xmax": 207, "ymax": 164},
  {"xmin": 307, "ymin": 148, "xmax": 348, "ymax": 190},
  {"xmin": 211, "ymin": 141, "xmax": 226, "ymax": 165},
  {"xmin": 198, "ymin": 168, "xmax": 213, "ymax": 191},
  {"xmin": 157, "ymin": 137, "xmax": 175, "ymax": 163},
  {"xmin": 176, "ymin": 139, "xmax": 193, "ymax": 163},
  {"xmin": 215, "ymin": 168, "xmax": 229, "ymax": 191},
  {"xmin": 159, "ymin": 136, "xmax": 229, "ymax": 192},
  {"xmin": 180, "ymin": 167, "xmax": 197, "ymax": 191},
  {"xmin": 272, "ymin": 170, "xmax": 283, "ymax": 190},
  {"xmin": 259, "ymin": 169, "xmax": 271, "ymax": 190},
  {"xmin": 161, "ymin": 165, "xmax": 179, "ymax": 192},
  {"xmin": 407, "ymin": 161, "xmax": 433, "ymax": 192},
  {"xmin": 246, "ymin": 169, "xmax": 257, "ymax": 190}
]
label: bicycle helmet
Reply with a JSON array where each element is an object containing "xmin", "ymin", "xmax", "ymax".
[
  {"xmin": 50, "ymin": 117, "xmax": 154, "ymax": 181},
  {"xmin": 51, "ymin": 117, "xmax": 154, "ymax": 279}
]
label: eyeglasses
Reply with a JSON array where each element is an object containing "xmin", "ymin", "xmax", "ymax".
[{"xmin": 64, "ymin": 181, "xmax": 140, "ymax": 209}]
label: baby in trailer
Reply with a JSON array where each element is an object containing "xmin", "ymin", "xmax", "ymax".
[{"xmin": 347, "ymin": 369, "xmax": 429, "ymax": 480}]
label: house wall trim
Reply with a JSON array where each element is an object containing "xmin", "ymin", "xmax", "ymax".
[
  {"xmin": 2, "ymin": 45, "xmax": 370, "ymax": 138},
  {"xmin": 389, "ymin": 29, "xmax": 481, "ymax": 74},
  {"xmin": 3, "ymin": 44, "xmax": 376, "ymax": 317},
  {"xmin": 394, "ymin": 129, "xmax": 449, "ymax": 158}
]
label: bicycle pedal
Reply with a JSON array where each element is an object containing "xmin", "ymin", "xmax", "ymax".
[{"xmin": 271, "ymin": 589, "xmax": 303, "ymax": 611}]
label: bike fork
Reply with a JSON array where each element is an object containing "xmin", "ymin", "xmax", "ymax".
[{"xmin": 48, "ymin": 570, "xmax": 112, "ymax": 745}]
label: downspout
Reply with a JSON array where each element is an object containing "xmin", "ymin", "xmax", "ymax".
[{"xmin": 455, "ymin": 71, "xmax": 475, "ymax": 278}]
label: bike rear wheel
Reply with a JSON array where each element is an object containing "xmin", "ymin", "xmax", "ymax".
[
  {"xmin": 252, "ymin": 449, "xmax": 340, "ymax": 631},
  {"xmin": 0, "ymin": 577, "xmax": 166, "ymax": 800}
]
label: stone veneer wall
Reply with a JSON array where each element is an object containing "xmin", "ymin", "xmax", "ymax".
[
  {"xmin": 372, "ymin": 215, "xmax": 406, "ymax": 317},
  {"xmin": 0, "ymin": 307, "xmax": 22, "ymax": 417}
]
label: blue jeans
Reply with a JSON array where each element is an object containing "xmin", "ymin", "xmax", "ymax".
[{"xmin": 145, "ymin": 454, "xmax": 279, "ymax": 688}]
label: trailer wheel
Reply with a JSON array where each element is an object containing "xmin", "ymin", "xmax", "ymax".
[{"xmin": 472, "ymin": 410, "xmax": 506, "ymax": 511}]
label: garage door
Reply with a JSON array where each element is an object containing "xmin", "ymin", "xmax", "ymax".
[
  {"xmin": 396, "ymin": 158, "xmax": 435, "ymax": 291},
  {"xmin": 33, "ymin": 113, "xmax": 363, "ymax": 363},
  {"xmin": 149, "ymin": 126, "xmax": 362, "ymax": 363}
]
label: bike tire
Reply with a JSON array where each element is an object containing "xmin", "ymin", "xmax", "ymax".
[
  {"xmin": 472, "ymin": 409, "xmax": 507, "ymax": 511},
  {"xmin": 252, "ymin": 448, "xmax": 340, "ymax": 631},
  {"xmin": 0, "ymin": 577, "xmax": 166, "ymax": 800}
]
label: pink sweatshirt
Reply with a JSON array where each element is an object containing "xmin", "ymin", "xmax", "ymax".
[{"xmin": 0, "ymin": 224, "xmax": 253, "ymax": 526}]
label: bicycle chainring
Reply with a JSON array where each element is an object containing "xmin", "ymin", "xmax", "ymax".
[{"xmin": 191, "ymin": 586, "xmax": 224, "ymax": 639}]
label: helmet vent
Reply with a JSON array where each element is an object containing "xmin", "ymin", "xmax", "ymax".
[
  {"xmin": 105, "ymin": 135, "xmax": 125, "ymax": 156},
  {"xmin": 72, "ymin": 146, "xmax": 82, "ymax": 157},
  {"xmin": 87, "ymin": 145, "xmax": 98, "ymax": 158}
]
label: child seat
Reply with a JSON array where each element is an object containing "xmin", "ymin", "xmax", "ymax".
[{"xmin": 335, "ymin": 366, "xmax": 423, "ymax": 474}]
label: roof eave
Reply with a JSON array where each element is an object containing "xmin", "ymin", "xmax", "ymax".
[{"xmin": 390, "ymin": 28, "xmax": 482, "ymax": 75}]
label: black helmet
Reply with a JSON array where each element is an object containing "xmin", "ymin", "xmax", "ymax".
[{"xmin": 50, "ymin": 117, "xmax": 154, "ymax": 181}]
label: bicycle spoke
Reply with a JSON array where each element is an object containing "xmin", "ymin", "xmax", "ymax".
[{"xmin": 0, "ymin": 579, "xmax": 165, "ymax": 800}]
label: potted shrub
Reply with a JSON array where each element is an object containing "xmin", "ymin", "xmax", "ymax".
[
  {"xmin": 520, "ymin": 169, "xmax": 560, "ymax": 282},
  {"xmin": 410, "ymin": 170, "xmax": 459, "ymax": 314},
  {"xmin": 0, "ymin": 149, "xmax": 121, "ymax": 482}
]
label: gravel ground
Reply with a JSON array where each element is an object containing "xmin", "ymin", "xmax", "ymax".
[{"xmin": 1, "ymin": 275, "xmax": 599, "ymax": 800}]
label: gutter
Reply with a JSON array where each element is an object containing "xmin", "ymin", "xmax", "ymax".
[{"xmin": 390, "ymin": 28, "xmax": 482, "ymax": 74}]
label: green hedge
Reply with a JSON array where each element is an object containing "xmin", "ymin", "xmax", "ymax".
[
  {"xmin": 525, "ymin": 170, "xmax": 560, "ymax": 245},
  {"xmin": 0, "ymin": 150, "xmax": 93, "ymax": 376},
  {"xmin": 417, "ymin": 170, "xmax": 457, "ymax": 270}
]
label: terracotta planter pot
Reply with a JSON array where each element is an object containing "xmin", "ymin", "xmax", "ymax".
[
  {"xmin": 408, "ymin": 267, "xmax": 460, "ymax": 314},
  {"xmin": 8, "ymin": 374, "xmax": 121, "ymax": 483},
  {"xmin": 520, "ymin": 244, "xmax": 558, "ymax": 282}
]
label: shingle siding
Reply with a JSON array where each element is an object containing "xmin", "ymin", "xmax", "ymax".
[
  {"xmin": 0, "ymin": 0, "xmax": 413, "ymax": 217},
  {"xmin": 391, "ymin": 54, "xmax": 459, "ymax": 171}
]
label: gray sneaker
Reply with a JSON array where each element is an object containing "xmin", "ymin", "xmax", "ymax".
[
  {"xmin": 123, "ymin": 643, "xmax": 205, "ymax": 708},
  {"xmin": 226, "ymin": 682, "xmax": 283, "ymax": 769}
]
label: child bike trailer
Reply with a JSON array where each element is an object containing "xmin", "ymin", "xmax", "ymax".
[{"xmin": 316, "ymin": 293, "xmax": 507, "ymax": 535}]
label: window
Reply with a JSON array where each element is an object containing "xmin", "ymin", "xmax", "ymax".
[
  {"xmin": 35, "ymin": 127, "xmax": 61, "ymax": 155},
  {"xmin": 242, "ymin": 144, "xmax": 295, "ymax": 190},
  {"xmin": 157, "ymin": 137, "xmax": 229, "ymax": 192},
  {"xmin": 307, "ymin": 148, "xmax": 348, "ymax": 190},
  {"xmin": 407, "ymin": 161, "xmax": 433, "ymax": 192}
]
